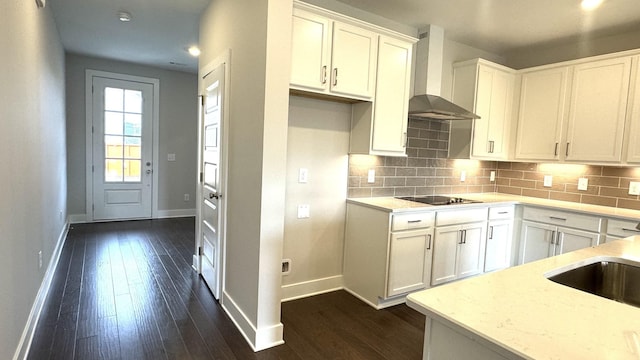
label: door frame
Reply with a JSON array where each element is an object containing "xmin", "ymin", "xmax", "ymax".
[
  {"xmin": 85, "ymin": 70, "xmax": 160, "ymax": 222},
  {"xmin": 194, "ymin": 50, "xmax": 231, "ymax": 301}
]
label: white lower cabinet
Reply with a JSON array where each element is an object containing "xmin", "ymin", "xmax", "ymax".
[
  {"xmin": 484, "ymin": 206, "xmax": 515, "ymax": 272},
  {"xmin": 605, "ymin": 217, "xmax": 640, "ymax": 242},
  {"xmin": 519, "ymin": 207, "xmax": 602, "ymax": 264},
  {"xmin": 431, "ymin": 208, "xmax": 488, "ymax": 286},
  {"xmin": 343, "ymin": 203, "xmax": 435, "ymax": 309}
]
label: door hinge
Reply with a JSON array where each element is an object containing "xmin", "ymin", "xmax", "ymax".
[
  {"xmin": 200, "ymin": 95, "xmax": 205, "ymax": 106},
  {"xmin": 198, "ymin": 246, "xmax": 203, "ymax": 256},
  {"xmin": 199, "ymin": 172, "xmax": 203, "ymax": 183}
]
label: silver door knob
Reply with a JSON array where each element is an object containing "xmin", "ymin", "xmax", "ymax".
[
  {"xmin": 209, "ymin": 193, "xmax": 220, "ymax": 199},
  {"xmin": 146, "ymin": 169, "xmax": 153, "ymax": 174}
]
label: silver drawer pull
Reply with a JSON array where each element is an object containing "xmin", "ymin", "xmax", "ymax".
[
  {"xmin": 498, "ymin": 211, "xmax": 509, "ymax": 214},
  {"xmin": 622, "ymin": 228, "xmax": 640, "ymax": 233},
  {"xmin": 407, "ymin": 220, "xmax": 422, "ymax": 223},
  {"xmin": 549, "ymin": 216, "xmax": 567, "ymax": 221}
]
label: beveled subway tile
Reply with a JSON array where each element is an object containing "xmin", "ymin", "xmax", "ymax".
[
  {"xmin": 600, "ymin": 186, "xmax": 636, "ymax": 198},
  {"xmin": 497, "ymin": 186, "xmax": 522, "ymax": 195},
  {"xmin": 522, "ymin": 188, "xmax": 550, "ymax": 199},
  {"xmin": 425, "ymin": 177, "xmax": 445, "ymax": 186},
  {"xmin": 396, "ymin": 167, "xmax": 417, "ymax": 177},
  {"xmin": 511, "ymin": 162, "xmax": 537, "ymax": 171},
  {"xmin": 565, "ymin": 184, "xmax": 598, "ymax": 195},
  {"xmin": 384, "ymin": 177, "xmax": 406, "ymax": 187},
  {"xmin": 586, "ymin": 176, "xmax": 620, "ymax": 187},
  {"xmin": 406, "ymin": 177, "xmax": 427, "ymax": 186},
  {"xmin": 417, "ymin": 167, "xmax": 436, "ymax": 177},
  {"xmin": 549, "ymin": 192, "xmax": 581, "ymax": 203},
  {"xmin": 497, "ymin": 162, "xmax": 512, "ymax": 170},
  {"xmin": 466, "ymin": 185, "xmax": 483, "ymax": 193},
  {"xmin": 498, "ymin": 170, "xmax": 524, "ymax": 179},
  {"xmin": 415, "ymin": 187, "xmax": 435, "ymax": 196},
  {"xmin": 394, "ymin": 187, "xmax": 416, "ymax": 197},
  {"xmin": 451, "ymin": 185, "xmax": 468, "ymax": 194},
  {"xmin": 436, "ymin": 168, "xmax": 453, "ymax": 177},
  {"xmin": 510, "ymin": 179, "xmax": 537, "ymax": 189},
  {"xmin": 602, "ymin": 167, "xmax": 637, "ymax": 177},
  {"xmin": 348, "ymin": 188, "xmax": 372, "ymax": 198},
  {"xmin": 617, "ymin": 199, "xmax": 640, "ymax": 211},
  {"xmin": 523, "ymin": 172, "xmax": 544, "ymax": 181},
  {"xmin": 371, "ymin": 187, "xmax": 395, "ymax": 197},
  {"xmin": 434, "ymin": 186, "xmax": 453, "ymax": 195},
  {"xmin": 581, "ymin": 195, "xmax": 617, "ymax": 207},
  {"xmin": 385, "ymin": 157, "xmax": 408, "ymax": 167},
  {"xmin": 376, "ymin": 166, "xmax": 397, "ymax": 176},
  {"xmin": 408, "ymin": 158, "xmax": 427, "ymax": 168},
  {"xmin": 361, "ymin": 178, "xmax": 383, "ymax": 187},
  {"xmin": 348, "ymin": 176, "xmax": 361, "ymax": 187}
]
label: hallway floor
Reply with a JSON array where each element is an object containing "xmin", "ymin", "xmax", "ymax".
[{"xmin": 27, "ymin": 217, "xmax": 424, "ymax": 359}]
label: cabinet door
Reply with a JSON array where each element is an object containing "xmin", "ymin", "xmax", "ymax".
[
  {"xmin": 370, "ymin": 36, "xmax": 412, "ymax": 155},
  {"xmin": 484, "ymin": 219, "xmax": 513, "ymax": 272},
  {"xmin": 515, "ymin": 67, "xmax": 569, "ymax": 161},
  {"xmin": 626, "ymin": 55, "xmax": 640, "ymax": 163},
  {"xmin": 456, "ymin": 222, "xmax": 487, "ymax": 279},
  {"xmin": 557, "ymin": 227, "xmax": 599, "ymax": 255},
  {"xmin": 387, "ymin": 229, "xmax": 433, "ymax": 297},
  {"xmin": 519, "ymin": 221, "xmax": 556, "ymax": 264},
  {"xmin": 290, "ymin": 9, "xmax": 331, "ymax": 92},
  {"xmin": 431, "ymin": 225, "xmax": 460, "ymax": 286},
  {"xmin": 472, "ymin": 65, "xmax": 514, "ymax": 159},
  {"xmin": 330, "ymin": 22, "xmax": 378, "ymax": 99},
  {"xmin": 565, "ymin": 57, "xmax": 631, "ymax": 162}
]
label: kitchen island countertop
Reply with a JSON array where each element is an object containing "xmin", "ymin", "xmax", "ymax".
[{"xmin": 406, "ymin": 236, "xmax": 640, "ymax": 360}]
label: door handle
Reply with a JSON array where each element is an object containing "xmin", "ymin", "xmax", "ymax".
[
  {"xmin": 146, "ymin": 169, "xmax": 153, "ymax": 174},
  {"xmin": 426, "ymin": 234, "xmax": 432, "ymax": 250},
  {"xmin": 209, "ymin": 193, "xmax": 221, "ymax": 200}
]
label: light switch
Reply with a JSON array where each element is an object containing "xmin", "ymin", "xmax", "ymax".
[
  {"xmin": 490, "ymin": 171, "xmax": 496, "ymax": 182},
  {"xmin": 297, "ymin": 204, "xmax": 310, "ymax": 219},
  {"xmin": 577, "ymin": 178, "xmax": 588, "ymax": 191},
  {"xmin": 543, "ymin": 175, "xmax": 553, "ymax": 187},
  {"xmin": 629, "ymin": 181, "xmax": 640, "ymax": 196},
  {"xmin": 460, "ymin": 170, "xmax": 466, "ymax": 182},
  {"xmin": 298, "ymin": 168, "xmax": 308, "ymax": 183},
  {"xmin": 167, "ymin": 153, "xmax": 176, "ymax": 162}
]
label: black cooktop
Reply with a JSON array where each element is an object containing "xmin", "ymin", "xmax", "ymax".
[{"xmin": 397, "ymin": 195, "xmax": 481, "ymax": 205}]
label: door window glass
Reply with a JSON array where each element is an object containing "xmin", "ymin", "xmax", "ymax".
[{"xmin": 104, "ymin": 87, "xmax": 143, "ymax": 182}]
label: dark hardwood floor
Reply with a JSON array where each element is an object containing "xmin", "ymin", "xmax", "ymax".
[{"xmin": 27, "ymin": 217, "xmax": 425, "ymax": 359}]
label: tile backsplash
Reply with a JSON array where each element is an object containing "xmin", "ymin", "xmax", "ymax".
[{"xmin": 348, "ymin": 119, "xmax": 640, "ymax": 211}]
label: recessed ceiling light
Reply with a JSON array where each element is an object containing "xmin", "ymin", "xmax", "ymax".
[
  {"xmin": 581, "ymin": 0, "xmax": 603, "ymax": 11},
  {"xmin": 118, "ymin": 11, "xmax": 132, "ymax": 22},
  {"xmin": 188, "ymin": 46, "xmax": 201, "ymax": 57}
]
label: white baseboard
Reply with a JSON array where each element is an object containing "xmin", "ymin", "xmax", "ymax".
[
  {"xmin": 13, "ymin": 221, "xmax": 70, "ymax": 360},
  {"xmin": 68, "ymin": 208, "xmax": 196, "ymax": 224},
  {"xmin": 281, "ymin": 275, "xmax": 343, "ymax": 302},
  {"xmin": 155, "ymin": 208, "xmax": 196, "ymax": 218},
  {"xmin": 221, "ymin": 291, "xmax": 284, "ymax": 352}
]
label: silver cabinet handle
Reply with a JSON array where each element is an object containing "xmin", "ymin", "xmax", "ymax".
[
  {"xmin": 427, "ymin": 234, "xmax": 432, "ymax": 250},
  {"xmin": 332, "ymin": 68, "xmax": 338, "ymax": 86},
  {"xmin": 489, "ymin": 226, "xmax": 494, "ymax": 239},
  {"xmin": 554, "ymin": 142, "xmax": 559, "ymax": 156},
  {"xmin": 622, "ymin": 228, "xmax": 640, "ymax": 233},
  {"xmin": 550, "ymin": 230, "xmax": 556, "ymax": 245},
  {"xmin": 549, "ymin": 216, "xmax": 567, "ymax": 221},
  {"xmin": 566, "ymin": 142, "xmax": 570, "ymax": 156},
  {"xmin": 407, "ymin": 219, "xmax": 422, "ymax": 223},
  {"xmin": 321, "ymin": 65, "xmax": 327, "ymax": 84},
  {"xmin": 459, "ymin": 230, "xmax": 464, "ymax": 244}
]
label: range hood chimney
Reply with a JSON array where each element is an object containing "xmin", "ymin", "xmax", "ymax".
[{"xmin": 408, "ymin": 25, "xmax": 479, "ymax": 120}]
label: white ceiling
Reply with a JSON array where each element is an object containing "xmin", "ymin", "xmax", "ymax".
[{"xmin": 50, "ymin": 0, "xmax": 640, "ymax": 74}]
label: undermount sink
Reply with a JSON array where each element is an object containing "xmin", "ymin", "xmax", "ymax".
[{"xmin": 546, "ymin": 257, "xmax": 640, "ymax": 308}]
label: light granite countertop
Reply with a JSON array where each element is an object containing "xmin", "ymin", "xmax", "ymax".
[
  {"xmin": 406, "ymin": 236, "xmax": 640, "ymax": 360},
  {"xmin": 347, "ymin": 193, "xmax": 640, "ymax": 220}
]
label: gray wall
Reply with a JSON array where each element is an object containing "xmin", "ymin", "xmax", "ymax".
[
  {"xmin": 199, "ymin": 0, "xmax": 292, "ymax": 350},
  {"xmin": 282, "ymin": 96, "xmax": 350, "ymax": 298},
  {"xmin": 0, "ymin": 2, "xmax": 67, "ymax": 358},
  {"xmin": 65, "ymin": 54, "xmax": 198, "ymax": 219}
]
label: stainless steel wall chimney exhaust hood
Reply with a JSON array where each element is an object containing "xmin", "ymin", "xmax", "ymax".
[{"xmin": 408, "ymin": 25, "xmax": 479, "ymax": 120}]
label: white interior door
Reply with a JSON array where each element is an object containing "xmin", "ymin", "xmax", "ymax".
[
  {"xmin": 199, "ymin": 64, "xmax": 225, "ymax": 299},
  {"xmin": 92, "ymin": 77, "xmax": 154, "ymax": 220}
]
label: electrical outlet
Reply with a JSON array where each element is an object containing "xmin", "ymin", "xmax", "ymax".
[
  {"xmin": 543, "ymin": 175, "xmax": 553, "ymax": 187},
  {"xmin": 298, "ymin": 168, "xmax": 308, "ymax": 183},
  {"xmin": 629, "ymin": 181, "xmax": 640, "ymax": 196},
  {"xmin": 38, "ymin": 251, "xmax": 43, "ymax": 269},
  {"xmin": 184, "ymin": 193, "xmax": 190, "ymax": 201},
  {"xmin": 460, "ymin": 170, "xmax": 466, "ymax": 182},
  {"xmin": 297, "ymin": 204, "xmax": 310, "ymax": 219},
  {"xmin": 577, "ymin": 178, "xmax": 589, "ymax": 191},
  {"xmin": 281, "ymin": 259, "xmax": 291, "ymax": 275},
  {"xmin": 490, "ymin": 171, "xmax": 496, "ymax": 182},
  {"xmin": 367, "ymin": 169, "xmax": 375, "ymax": 183}
]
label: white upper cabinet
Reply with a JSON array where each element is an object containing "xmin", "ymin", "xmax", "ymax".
[
  {"xmin": 515, "ymin": 55, "xmax": 633, "ymax": 164},
  {"xmin": 290, "ymin": 7, "xmax": 377, "ymax": 101},
  {"xmin": 290, "ymin": 9, "xmax": 331, "ymax": 92},
  {"xmin": 625, "ymin": 56, "xmax": 640, "ymax": 164},
  {"xmin": 453, "ymin": 59, "xmax": 516, "ymax": 160},
  {"xmin": 369, "ymin": 36, "xmax": 412, "ymax": 155},
  {"xmin": 565, "ymin": 56, "xmax": 631, "ymax": 163},
  {"xmin": 515, "ymin": 66, "xmax": 569, "ymax": 161}
]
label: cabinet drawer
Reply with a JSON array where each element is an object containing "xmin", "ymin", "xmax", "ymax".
[
  {"xmin": 522, "ymin": 206, "xmax": 602, "ymax": 232},
  {"xmin": 606, "ymin": 218, "xmax": 640, "ymax": 238},
  {"xmin": 436, "ymin": 207, "xmax": 488, "ymax": 226},
  {"xmin": 489, "ymin": 206, "xmax": 514, "ymax": 220},
  {"xmin": 392, "ymin": 211, "xmax": 435, "ymax": 231}
]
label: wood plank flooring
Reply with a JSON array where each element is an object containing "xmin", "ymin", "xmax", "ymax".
[{"xmin": 28, "ymin": 217, "xmax": 425, "ymax": 359}]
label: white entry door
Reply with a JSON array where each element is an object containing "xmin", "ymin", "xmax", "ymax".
[
  {"xmin": 198, "ymin": 64, "xmax": 226, "ymax": 299},
  {"xmin": 91, "ymin": 77, "xmax": 154, "ymax": 220}
]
